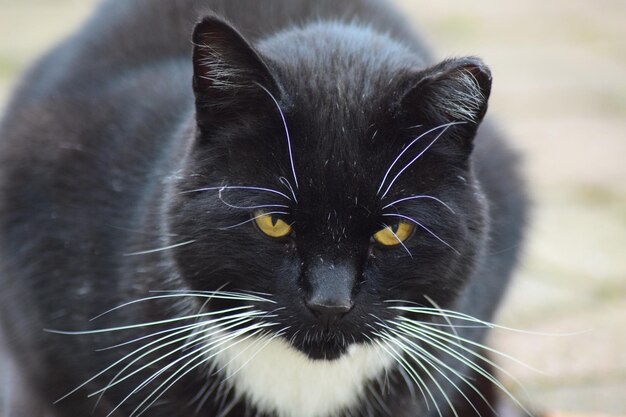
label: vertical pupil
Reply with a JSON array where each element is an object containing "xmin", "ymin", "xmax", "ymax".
[
  {"xmin": 271, "ymin": 215, "xmax": 278, "ymax": 227},
  {"xmin": 391, "ymin": 223, "xmax": 400, "ymax": 234}
]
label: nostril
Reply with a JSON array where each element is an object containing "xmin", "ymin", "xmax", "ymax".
[{"xmin": 306, "ymin": 297, "xmax": 354, "ymax": 327}]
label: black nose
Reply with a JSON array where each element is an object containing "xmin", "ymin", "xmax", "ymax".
[{"xmin": 306, "ymin": 297, "xmax": 354, "ymax": 328}]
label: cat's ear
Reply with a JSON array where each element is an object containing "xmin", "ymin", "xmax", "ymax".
[
  {"xmin": 192, "ymin": 16, "xmax": 279, "ymax": 133},
  {"xmin": 400, "ymin": 57, "xmax": 492, "ymax": 138}
]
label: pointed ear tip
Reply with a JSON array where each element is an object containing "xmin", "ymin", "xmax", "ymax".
[
  {"xmin": 456, "ymin": 56, "xmax": 490, "ymax": 74},
  {"xmin": 195, "ymin": 14, "xmax": 228, "ymax": 28},
  {"xmin": 192, "ymin": 14, "xmax": 234, "ymax": 43},
  {"xmin": 468, "ymin": 58, "xmax": 492, "ymax": 80}
]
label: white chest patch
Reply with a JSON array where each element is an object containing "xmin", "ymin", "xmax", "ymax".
[{"xmin": 210, "ymin": 335, "xmax": 394, "ymax": 417}]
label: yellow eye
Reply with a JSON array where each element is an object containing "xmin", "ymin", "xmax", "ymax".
[
  {"xmin": 253, "ymin": 210, "xmax": 293, "ymax": 239},
  {"xmin": 373, "ymin": 221, "xmax": 415, "ymax": 246}
]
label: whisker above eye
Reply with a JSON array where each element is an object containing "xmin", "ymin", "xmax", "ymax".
[
  {"xmin": 123, "ymin": 240, "xmax": 196, "ymax": 257},
  {"xmin": 380, "ymin": 123, "xmax": 459, "ymax": 200},
  {"xmin": 382, "ymin": 213, "xmax": 459, "ymax": 255},
  {"xmin": 254, "ymin": 82, "xmax": 299, "ymax": 191},
  {"xmin": 278, "ymin": 176, "xmax": 298, "ymax": 204},
  {"xmin": 382, "ymin": 195, "xmax": 455, "ymax": 214},
  {"xmin": 381, "ymin": 223, "xmax": 413, "ymax": 258},
  {"xmin": 377, "ymin": 121, "xmax": 464, "ymax": 198},
  {"xmin": 218, "ymin": 187, "xmax": 289, "ymax": 211},
  {"xmin": 217, "ymin": 211, "xmax": 290, "ymax": 231},
  {"xmin": 180, "ymin": 185, "xmax": 292, "ymax": 202}
]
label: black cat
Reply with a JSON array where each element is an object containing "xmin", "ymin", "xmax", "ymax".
[{"xmin": 0, "ymin": 0, "xmax": 527, "ymax": 416}]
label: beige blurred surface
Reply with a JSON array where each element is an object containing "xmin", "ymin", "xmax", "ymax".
[{"xmin": 0, "ymin": 0, "xmax": 624, "ymax": 414}]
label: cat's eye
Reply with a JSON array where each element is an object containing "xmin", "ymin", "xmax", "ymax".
[
  {"xmin": 253, "ymin": 210, "xmax": 293, "ymax": 239},
  {"xmin": 373, "ymin": 221, "xmax": 415, "ymax": 247}
]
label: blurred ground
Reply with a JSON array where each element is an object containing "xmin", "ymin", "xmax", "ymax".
[
  {"xmin": 0, "ymin": 0, "xmax": 625, "ymax": 415},
  {"xmin": 394, "ymin": 1, "xmax": 626, "ymax": 414}
]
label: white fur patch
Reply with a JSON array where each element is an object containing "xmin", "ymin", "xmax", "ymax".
[{"xmin": 210, "ymin": 335, "xmax": 394, "ymax": 417}]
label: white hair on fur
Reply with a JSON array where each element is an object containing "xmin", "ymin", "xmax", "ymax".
[
  {"xmin": 430, "ymin": 68, "xmax": 484, "ymax": 123},
  {"xmin": 196, "ymin": 40, "xmax": 255, "ymax": 89}
]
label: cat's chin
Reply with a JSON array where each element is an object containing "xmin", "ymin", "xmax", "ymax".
[{"xmin": 300, "ymin": 343, "xmax": 348, "ymax": 361}]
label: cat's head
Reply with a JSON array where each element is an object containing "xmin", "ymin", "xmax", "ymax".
[{"xmin": 170, "ymin": 17, "xmax": 491, "ymax": 360}]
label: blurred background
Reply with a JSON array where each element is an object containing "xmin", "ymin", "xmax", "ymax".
[{"xmin": 0, "ymin": 0, "xmax": 624, "ymax": 414}]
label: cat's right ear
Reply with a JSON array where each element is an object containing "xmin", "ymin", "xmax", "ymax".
[{"xmin": 192, "ymin": 16, "xmax": 279, "ymax": 134}]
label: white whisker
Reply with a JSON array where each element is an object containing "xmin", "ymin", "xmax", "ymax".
[
  {"xmin": 130, "ymin": 322, "xmax": 277, "ymax": 417},
  {"xmin": 46, "ymin": 307, "xmax": 257, "ymax": 336},
  {"xmin": 54, "ymin": 310, "xmax": 261, "ymax": 405},
  {"xmin": 218, "ymin": 186, "xmax": 289, "ymax": 210},
  {"xmin": 383, "ymin": 213, "xmax": 459, "ymax": 254},
  {"xmin": 255, "ymin": 82, "xmax": 299, "ymax": 190},
  {"xmin": 379, "ymin": 331, "xmax": 451, "ymax": 417},
  {"xmin": 103, "ymin": 320, "xmax": 272, "ymax": 417},
  {"xmin": 279, "ymin": 176, "xmax": 298, "ymax": 203},
  {"xmin": 218, "ymin": 211, "xmax": 289, "ymax": 231},
  {"xmin": 220, "ymin": 327, "xmax": 289, "ymax": 382},
  {"xmin": 148, "ymin": 289, "xmax": 275, "ymax": 304},
  {"xmin": 382, "ymin": 195, "xmax": 455, "ymax": 214},
  {"xmin": 90, "ymin": 314, "xmax": 261, "ymax": 398},
  {"xmin": 123, "ymin": 240, "xmax": 196, "ymax": 257},
  {"xmin": 387, "ymin": 303, "xmax": 586, "ymax": 337},
  {"xmin": 369, "ymin": 316, "xmax": 445, "ymax": 416},
  {"xmin": 424, "ymin": 295, "xmax": 461, "ymax": 344},
  {"xmin": 380, "ymin": 123, "xmax": 459, "ymax": 199},
  {"xmin": 397, "ymin": 317, "xmax": 544, "ymax": 377},
  {"xmin": 387, "ymin": 327, "xmax": 494, "ymax": 417},
  {"xmin": 92, "ymin": 297, "xmax": 258, "ymax": 322},
  {"xmin": 91, "ymin": 314, "xmax": 259, "ymax": 410},
  {"xmin": 382, "ymin": 223, "xmax": 413, "ymax": 258},
  {"xmin": 394, "ymin": 320, "xmax": 534, "ymax": 417},
  {"xmin": 377, "ymin": 122, "xmax": 463, "ymax": 197},
  {"xmin": 95, "ymin": 321, "xmax": 208, "ymax": 352},
  {"xmin": 366, "ymin": 335, "xmax": 433, "ymax": 414},
  {"xmin": 181, "ymin": 185, "xmax": 292, "ymax": 202}
]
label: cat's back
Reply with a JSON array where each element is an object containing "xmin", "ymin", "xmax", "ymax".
[
  {"xmin": 0, "ymin": 0, "xmax": 424, "ymax": 215},
  {"xmin": 3, "ymin": 0, "xmax": 421, "ymax": 108}
]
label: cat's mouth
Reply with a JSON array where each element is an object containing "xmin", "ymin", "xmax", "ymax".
[{"xmin": 291, "ymin": 329, "xmax": 352, "ymax": 361}]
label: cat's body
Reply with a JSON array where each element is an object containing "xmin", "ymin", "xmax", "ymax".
[{"xmin": 0, "ymin": 0, "xmax": 526, "ymax": 416}]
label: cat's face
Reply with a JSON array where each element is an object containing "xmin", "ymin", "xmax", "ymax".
[{"xmin": 170, "ymin": 18, "xmax": 490, "ymax": 360}]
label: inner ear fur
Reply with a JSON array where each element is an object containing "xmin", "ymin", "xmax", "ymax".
[{"xmin": 402, "ymin": 57, "xmax": 492, "ymax": 127}]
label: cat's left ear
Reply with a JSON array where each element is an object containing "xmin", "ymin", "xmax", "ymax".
[
  {"xmin": 192, "ymin": 16, "xmax": 280, "ymax": 134},
  {"xmin": 399, "ymin": 57, "xmax": 492, "ymax": 147}
]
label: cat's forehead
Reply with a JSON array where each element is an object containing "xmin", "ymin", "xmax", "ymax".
[
  {"xmin": 256, "ymin": 25, "xmax": 429, "ymax": 227},
  {"xmin": 261, "ymin": 23, "xmax": 421, "ymax": 121}
]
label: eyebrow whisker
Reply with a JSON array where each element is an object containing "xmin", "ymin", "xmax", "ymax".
[
  {"xmin": 218, "ymin": 211, "xmax": 290, "ymax": 231},
  {"xmin": 383, "ymin": 213, "xmax": 459, "ymax": 255}
]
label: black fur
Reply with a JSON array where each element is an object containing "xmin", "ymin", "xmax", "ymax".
[{"xmin": 0, "ymin": 0, "xmax": 526, "ymax": 416}]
